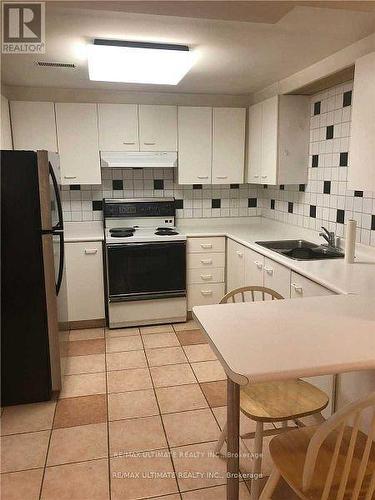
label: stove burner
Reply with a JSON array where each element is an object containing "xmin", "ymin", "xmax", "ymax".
[
  {"xmin": 111, "ymin": 231, "xmax": 134, "ymax": 238},
  {"xmin": 110, "ymin": 227, "xmax": 135, "ymax": 233},
  {"xmin": 155, "ymin": 228, "xmax": 179, "ymax": 236}
]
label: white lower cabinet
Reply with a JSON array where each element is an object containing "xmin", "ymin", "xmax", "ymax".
[
  {"xmin": 226, "ymin": 239, "xmax": 245, "ymax": 291},
  {"xmin": 188, "ymin": 283, "xmax": 225, "ymax": 310},
  {"xmin": 244, "ymin": 248, "xmax": 264, "ymax": 288},
  {"xmin": 263, "ymin": 258, "xmax": 291, "ymax": 298},
  {"xmin": 65, "ymin": 242, "xmax": 105, "ymax": 322}
]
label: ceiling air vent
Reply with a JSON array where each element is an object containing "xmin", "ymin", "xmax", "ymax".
[{"xmin": 35, "ymin": 61, "xmax": 76, "ymax": 68}]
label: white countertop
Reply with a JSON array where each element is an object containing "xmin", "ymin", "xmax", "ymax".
[
  {"xmin": 178, "ymin": 217, "xmax": 375, "ymax": 296},
  {"xmin": 193, "ymin": 294, "xmax": 375, "ymax": 385},
  {"xmin": 64, "ymin": 221, "xmax": 104, "ymax": 242}
]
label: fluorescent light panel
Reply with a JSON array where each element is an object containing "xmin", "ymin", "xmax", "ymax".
[{"xmin": 88, "ymin": 39, "xmax": 195, "ymax": 85}]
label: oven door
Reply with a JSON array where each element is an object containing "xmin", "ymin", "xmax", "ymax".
[{"xmin": 106, "ymin": 241, "xmax": 186, "ymax": 302}]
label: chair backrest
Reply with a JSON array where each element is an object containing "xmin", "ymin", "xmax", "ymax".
[
  {"xmin": 302, "ymin": 391, "xmax": 375, "ymax": 500},
  {"xmin": 220, "ymin": 285, "xmax": 284, "ymax": 304}
]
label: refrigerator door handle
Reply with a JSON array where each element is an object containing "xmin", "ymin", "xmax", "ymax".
[
  {"xmin": 49, "ymin": 162, "xmax": 63, "ymax": 231},
  {"xmin": 55, "ymin": 231, "xmax": 64, "ymax": 295}
]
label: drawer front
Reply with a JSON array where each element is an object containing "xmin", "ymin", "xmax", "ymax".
[
  {"xmin": 290, "ymin": 272, "xmax": 334, "ymax": 298},
  {"xmin": 188, "ymin": 283, "xmax": 225, "ymax": 310},
  {"xmin": 187, "ymin": 252, "xmax": 225, "ymax": 269},
  {"xmin": 187, "ymin": 237, "xmax": 225, "ymax": 253},
  {"xmin": 187, "ymin": 268, "xmax": 224, "ymax": 284}
]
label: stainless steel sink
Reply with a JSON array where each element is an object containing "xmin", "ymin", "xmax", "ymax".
[{"xmin": 255, "ymin": 239, "xmax": 345, "ymax": 261}]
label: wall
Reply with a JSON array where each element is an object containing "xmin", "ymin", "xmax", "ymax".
[
  {"xmin": 258, "ymin": 80, "xmax": 375, "ymax": 247},
  {"xmin": 62, "ymin": 169, "xmax": 261, "ymax": 222},
  {"xmin": 1, "ymin": 94, "xmax": 13, "ymax": 149}
]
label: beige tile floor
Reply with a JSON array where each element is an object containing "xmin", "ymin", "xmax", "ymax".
[{"xmin": 1, "ymin": 321, "xmax": 297, "ymax": 500}]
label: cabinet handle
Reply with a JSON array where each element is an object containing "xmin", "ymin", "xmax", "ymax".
[
  {"xmin": 143, "ymin": 142, "xmax": 156, "ymax": 145},
  {"xmin": 254, "ymin": 260, "xmax": 263, "ymax": 269},
  {"xmin": 200, "ymin": 259, "xmax": 212, "ymax": 265},
  {"xmin": 216, "ymin": 175, "xmax": 228, "ymax": 179},
  {"xmin": 201, "ymin": 290, "xmax": 213, "ymax": 296},
  {"xmin": 200, "ymin": 244, "xmax": 212, "ymax": 249},
  {"xmin": 236, "ymin": 251, "xmax": 243, "ymax": 258},
  {"xmin": 291, "ymin": 283, "xmax": 303, "ymax": 293},
  {"xmin": 253, "ymin": 175, "xmax": 259, "ymax": 178},
  {"xmin": 197, "ymin": 176, "xmax": 209, "ymax": 179},
  {"xmin": 200, "ymin": 274, "xmax": 213, "ymax": 280},
  {"xmin": 261, "ymin": 175, "xmax": 268, "ymax": 179},
  {"xmin": 264, "ymin": 266, "xmax": 273, "ymax": 274},
  {"xmin": 123, "ymin": 141, "xmax": 136, "ymax": 145},
  {"xmin": 84, "ymin": 249, "xmax": 98, "ymax": 255},
  {"xmin": 64, "ymin": 175, "xmax": 77, "ymax": 179}
]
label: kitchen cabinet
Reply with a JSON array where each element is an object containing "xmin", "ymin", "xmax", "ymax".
[
  {"xmin": 55, "ymin": 103, "xmax": 101, "ymax": 185},
  {"xmin": 247, "ymin": 95, "xmax": 309, "ymax": 185},
  {"xmin": 178, "ymin": 106, "xmax": 212, "ymax": 185},
  {"xmin": 226, "ymin": 239, "xmax": 245, "ymax": 291},
  {"xmin": 98, "ymin": 103, "xmax": 139, "ymax": 151},
  {"xmin": 212, "ymin": 107, "xmax": 246, "ymax": 184},
  {"xmin": 139, "ymin": 105, "xmax": 177, "ymax": 151},
  {"xmin": 10, "ymin": 101, "xmax": 57, "ymax": 152},
  {"xmin": 65, "ymin": 241, "xmax": 105, "ymax": 322},
  {"xmin": 348, "ymin": 51, "xmax": 375, "ymax": 191},
  {"xmin": 244, "ymin": 247, "xmax": 264, "ymax": 288},
  {"xmin": 262, "ymin": 257, "xmax": 291, "ymax": 298},
  {"xmin": 1, "ymin": 95, "xmax": 12, "ymax": 149}
]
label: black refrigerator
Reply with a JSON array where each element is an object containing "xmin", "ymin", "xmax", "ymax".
[{"xmin": 1, "ymin": 150, "xmax": 68, "ymax": 405}]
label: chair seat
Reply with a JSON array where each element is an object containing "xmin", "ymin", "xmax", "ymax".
[
  {"xmin": 268, "ymin": 425, "xmax": 375, "ymax": 500},
  {"xmin": 240, "ymin": 379, "xmax": 329, "ymax": 422}
]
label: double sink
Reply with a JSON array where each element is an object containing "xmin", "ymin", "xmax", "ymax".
[{"xmin": 255, "ymin": 239, "xmax": 345, "ymax": 261}]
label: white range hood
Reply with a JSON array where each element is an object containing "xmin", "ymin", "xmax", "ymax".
[{"xmin": 100, "ymin": 151, "xmax": 177, "ymax": 169}]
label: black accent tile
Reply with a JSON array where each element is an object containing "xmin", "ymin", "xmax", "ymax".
[
  {"xmin": 279, "ymin": 185, "xmax": 284, "ymax": 190},
  {"xmin": 310, "ymin": 205, "xmax": 316, "ymax": 218},
  {"xmin": 270, "ymin": 199, "xmax": 275, "ymax": 210},
  {"xmin": 288, "ymin": 202, "xmax": 293, "ymax": 214},
  {"xmin": 230, "ymin": 184, "xmax": 239, "ymax": 189},
  {"xmin": 336, "ymin": 209, "xmax": 345, "ymax": 224},
  {"xmin": 263, "ymin": 185, "xmax": 268, "ymax": 189},
  {"xmin": 354, "ymin": 191, "xmax": 363, "ymax": 197},
  {"xmin": 175, "ymin": 199, "xmax": 183, "ymax": 209},
  {"xmin": 371, "ymin": 215, "xmax": 375, "ymax": 231},
  {"xmin": 299, "ymin": 184, "xmax": 305, "ymax": 192},
  {"xmin": 326, "ymin": 125, "xmax": 334, "ymax": 140},
  {"xmin": 112, "ymin": 179, "xmax": 123, "ymax": 190},
  {"xmin": 92, "ymin": 200, "xmax": 103, "ymax": 211},
  {"xmin": 154, "ymin": 179, "xmax": 164, "ymax": 190},
  {"xmin": 314, "ymin": 101, "xmax": 321, "ymax": 115},
  {"xmin": 193, "ymin": 184, "xmax": 202, "ymax": 190},
  {"xmin": 70, "ymin": 185, "xmax": 81, "ymax": 190},
  {"xmin": 312, "ymin": 155, "xmax": 319, "ymax": 168},
  {"xmin": 212, "ymin": 199, "xmax": 221, "ymax": 209},
  {"xmin": 248, "ymin": 198, "xmax": 257, "ymax": 208},
  {"xmin": 343, "ymin": 90, "xmax": 352, "ymax": 107},
  {"xmin": 339, "ymin": 152, "xmax": 348, "ymax": 166},
  {"xmin": 323, "ymin": 181, "xmax": 331, "ymax": 194}
]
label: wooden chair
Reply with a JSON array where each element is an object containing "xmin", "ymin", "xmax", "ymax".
[
  {"xmin": 260, "ymin": 391, "xmax": 375, "ymax": 500},
  {"xmin": 215, "ymin": 286, "xmax": 330, "ymax": 500}
]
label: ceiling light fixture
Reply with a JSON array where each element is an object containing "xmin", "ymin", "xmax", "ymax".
[{"xmin": 88, "ymin": 39, "xmax": 195, "ymax": 85}]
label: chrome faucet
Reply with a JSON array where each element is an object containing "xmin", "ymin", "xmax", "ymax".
[{"xmin": 319, "ymin": 226, "xmax": 336, "ymax": 248}]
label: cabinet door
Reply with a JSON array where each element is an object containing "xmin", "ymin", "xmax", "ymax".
[
  {"xmin": 247, "ymin": 102, "xmax": 262, "ymax": 183},
  {"xmin": 226, "ymin": 239, "xmax": 245, "ymax": 292},
  {"xmin": 55, "ymin": 103, "xmax": 101, "ymax": 185},
  {"xmin": 261, "ymin": 96, "xmax": 278, "ymax": 185},
  {"xmin": 139, "ymin": 105, "xmax": 177, "ymax": 151},
  {"xmin": 348, "ymin": 52, "xmax": 375, "ymax": 191},
  {"xmin": 1, "ymin": 95, "xmax": 12, "ymax": 149},
  {"xmin": 244, "ymin": 247, "xmax": 264, "ymax": 287},
  {"xmin": 98, "ymin": 104, "xmax": 139, "ymax": 151},
  {"xmin": 11, "ymin": 101, "xmax": 57, "ymax": 151},
  {"xmin": 65, "ymin": 242, "xmax": 105, "ymax": 321},
  {"xmin": 212, "ymin": 108, "xmax": 245, "ymax": 184},
  {"xmin": 178, "ymin": 107, "xmax": 212, "ymax": 184},
  {"xmin": 263, "ymin": 257, "xmax": 290, "ymax": 298},
  {"xmin": 290, "ymin": 272, "xmax": 334, "ymax": 298}
]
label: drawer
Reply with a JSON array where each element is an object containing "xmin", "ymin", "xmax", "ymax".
[
  {"xmin": 290, "ymin": 272, "xmax": 334, "ymax": 298},
  {"xmin": 187, "ymin": 268, "xmax": 225, "ymax": 284},
  {"xmin": 187, "ymin": 252, "xmax": 225, "ymax": 269},
  {"xmin": 188, "ymin": 283, "xmax": 225, "ymax": 310},
  {"xmin": 187, "ymin": 237, "xmax": 225, "ymax": 253}
]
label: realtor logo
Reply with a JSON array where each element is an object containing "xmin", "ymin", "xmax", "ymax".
[{"xmin": 2, "ymin": 2, "xmax": 45, "ymax": 53}]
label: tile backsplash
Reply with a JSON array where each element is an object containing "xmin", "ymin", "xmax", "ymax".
[{"xmin": 62, "ymin": 80, "xmax": 375, "ymax": 246}]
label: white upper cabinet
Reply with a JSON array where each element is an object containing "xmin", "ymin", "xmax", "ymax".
[
  {"xmin": 178, "ymin": 106, "xmax": 212, "ymax": 184},
  {"xmin": 55, "ymin": 103, "xmax": 101, "ymax": 185},
  {"xmin": 212, "ymin": 107, "xmax": 246, "ymax": 184},
  {"xmin": 10, "ymin": 101, "xmax": 57, "ymax": 152},
  {"xmin": 348, "ymin": 51, "xmax": 375, "ymax": 191},
  {"xmin": 247, "ymin": 95, "xmax": 309, "ymax": 185},
  {"xmin": 1, "ymin": 95, "xmax": 13, "ymax": 149},
  {"xmin": 139, "ymin": 105, "xmax": 177, "ymax": 151},
  {"xmin": 98, "ymin": 103, "xmax": 139, "ymax": 151}
]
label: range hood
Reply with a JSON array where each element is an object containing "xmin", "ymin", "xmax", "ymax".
[{"xmin": 100, "ymin": 151, "xmax": 177, "ymax": 168}]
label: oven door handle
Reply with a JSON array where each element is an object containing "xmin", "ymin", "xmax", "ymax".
[{"xmin": 106, "ymin": 241, "xmax": 186, "ymax": 249}]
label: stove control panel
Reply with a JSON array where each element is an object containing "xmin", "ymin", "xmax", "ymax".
[{"xmin": 104, "ymin": 198, "xmax": 176, "ymax": 219}]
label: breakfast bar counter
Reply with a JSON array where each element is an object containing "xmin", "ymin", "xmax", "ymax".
[{"xmin": 193, "ymin": 294, "xmax": 375, "ymax": 499}]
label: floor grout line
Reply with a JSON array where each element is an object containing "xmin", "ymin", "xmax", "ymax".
[
  {"xmin": 38, "ymin": 393, "xmax": 58, "ymax": 500},
  {"xmin": 103, "ymin": 328, "xmax": 112, "ymax": 500}
]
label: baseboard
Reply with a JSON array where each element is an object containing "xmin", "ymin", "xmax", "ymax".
[{"xmin": 69, "ymin": 318, "xmax": 106, "ymax": 330}]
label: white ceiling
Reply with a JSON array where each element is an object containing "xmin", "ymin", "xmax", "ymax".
[{"xmin": 2, "ymin": 1, "xmax": 375, "ymax": 95}]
